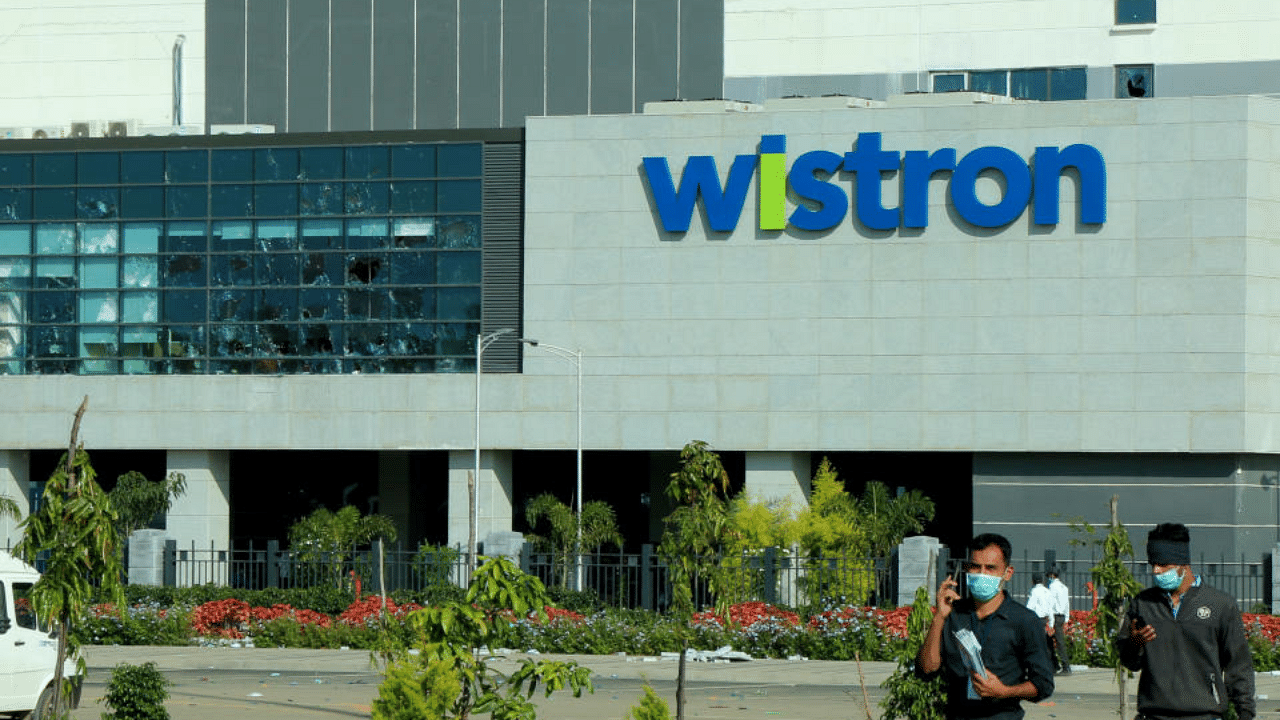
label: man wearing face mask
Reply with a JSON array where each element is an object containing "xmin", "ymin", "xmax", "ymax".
[
  {"xmin": 918, "ymin": 534, "xmax": 1055, "ymax": 719},
  {"xmin": 1117, "ymin": 523, "xmax": 1255, "ymax": 720}
]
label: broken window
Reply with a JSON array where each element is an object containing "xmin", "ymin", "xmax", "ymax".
[
  {"xmin": 76, "ymin": 188, "xmax": 119, "ymax": 219},
  {"xmin": 1116, "ymin": 65, "xmax": 1152, "ymax": 98},
  {"xmin": 212, "ymin": 255, "xmax": 254, "ymax": 286},
  {"xmin": 300, "ymin": 183, "xmax": 343, "ymax": 215},
  {"xmin": 346, "ymin": 255, "xmax": 385, "ymax": 285},
  {"xmin": 344, "ymin": 182, "xmax": 389, "ymax": 215},
  {"xmin": 436, "ymin": 216, "xmax": 480, "ymax": 249}
]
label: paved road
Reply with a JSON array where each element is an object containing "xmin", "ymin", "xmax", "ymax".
[{"xmin": 67, "ymin": 646, "xmax": 1280, "ymax": 719}]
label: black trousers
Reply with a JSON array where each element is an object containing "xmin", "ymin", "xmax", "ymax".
[{"xmin": 1052, "ymin": 613, "xmax": 1070, "ymax": 669}]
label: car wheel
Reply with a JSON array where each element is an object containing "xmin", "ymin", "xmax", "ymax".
[{"xmin": 28, "ymin": 684, "xmax": 55, "ymax": 720}]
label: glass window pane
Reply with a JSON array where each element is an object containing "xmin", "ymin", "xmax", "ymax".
[
  {"xmin": 0, "ymin": 226, "xmax": 31, "ymax": 254},
  {"xmin": 212, "ymin": 185, "xmax": 253, "ymax": 217},
  {"xmin": 211, "ymin": 254, "xmax": 255, "ymax": 286},
  {"xmin": 212, "ymin": 219, "xmax": 253, "ymax": 251},
  {"xmin": 301, "ymin": 288, "xmax": 341, "ymax": 319},
  {"xmin": 35, "ymin": 258, "xmax": 74, "ymax": 281},
  {"xmin": 161, "ymin": 324, "xmax": 205, "ymax": 373},
  {"xmin": 257, "ymin": 254, "xmax": 299, "ymax": 285},
  {"xmin": 392, "ymin": 145, "xmax": 436, "ymax": 178},
  {"xmin": 437, "ymin": 216, "xmax": 480, "ymax": 248},
  {"xmin": 0, "ymin": 155, "xmax": 32, "ymax": 185},
  {"xmin": 36, "ymin": 224, "xmax": 75, "ymax": 255},
  {"xmin": 437, "ymin": 251, "xmax": 481, "ymax": 284},
  {"xmin": 438, "ymin": 180, "xmax": 481, "ymax": 212},
  {"xmin": 164, "ymin": 222, "xmax": 207, "ymax": 251},
  {"xmin": 438, "ymin": 288, "xmax": 480, "ymax": 320},
  {"xmin": 437, "ymin": 144, "xmax": 481, "ymax": 177},
  {"xmin": 258, "ymin": 289, "xmax": 296, "ymax": 320},
  {"xmin": 256, "ymin": 219, "xmax": 298, "ymax": 251},
  {"xmin": 391, "ymin": 181, "xmax": 436, "ymax": 213},
  {"xmin": 345, "ymin": 321, "xmax": 388, "ymax": 351},
  {"xmin": 302, "ymin": 253, "xmax": 343, "ymax": 286},
  {"xmin": 166, "ymin": 186, "xmax": 207, "ymax": 217},
  {"xmin": 0, "ymin": 188, "xmax": 32, "ymax": 220},
  {"xmin": 121, "ymin": 186, "xmax": 164, "ymax": 218},
  {"xmin": 78, "ymin": 153, "xmax": 119, "ymax": 184},
  {"xmin": 121, "ymin": 151, "xmax": 164, "ymax": 184},
  {"xmin": 1116, "ymin": 65, "xmax": 1153, "ymax": 98},
  {"xmin": 122, "ymin": 292, "xmax": 159, "ymax": 322},
  {"xmin": 346, "ymin": 254, "xmax": 387, "ymax": 285},
  {"xmin": 255, "ymin": 148, "xmax": 299, "ymax": 180},
  {"xmin": 77, "ymin": 187, "xmax": 119, "ymax": 219},
  {"xmin": 211, "ymin": 149, "xmax": 254, "ymax": 182},
  {"xmin": 299, "ymin": 147, "xmax": 343, "ymax": 180},
  {"xmin": 78, "ymin": 223, "xmax": 119, "ymax": 254},
  {"xmin": 163, "ymin": 290, "xmax": 206, "ymax": 322},
  {"xmin": 164, "ymin": 254, "xmax": 205, "ymax": 286},
  {"xmin": 80, "ymin": 292, "xmax": 118, "ymax": 322},
  {"xmin": 32, "ymin": 291, "xmax": 74, "ymax": 322},
  {"xmin": 970, "ymin": 70, "xmax": 1007, "ymax": 96},
  {"xmin": 1116, "ymin": 0, "xmax": 1156, "ymax": 24},
  {"xmin": 123, "ymin": 222, "xmax": 162, "ymax": 253},
  {"xmin": 255, "ymin": 184, "xmax": 298, "ymax": 216},
  {"xmin": 344, "ymin": 182, "xmax": 388, "ymax": 214},
  {"xmin": 213, "ymin": 289, "xmax": 255, "ymax": 320},
  {"xmin": 933, "ymin": 73, "xmax": 966, "ymax": 93},
  {"xmin": 33, "ymin": 154, "xmax": 75, "ymax": 185},
  {"xmin": 122, "ymin": 255, "xmax": 158, "ymax": 288},
  {"xmin": 1010, "ymin": 69, "xmax": 1049, "ymax": 100},
  {"xmin": 300, "ymin": 183, "xmax": 343, "ymax": 215},
  {"xmin": 165, "ymin": 150, "xmax": 207, "ymax": 183},
  {"xmin": 346, "ymin": 218, "xmax": 388, "ymax": 249},
  {"xmin": 391, "ymin": 288, "xmax": 434, "ymax": 319},
  {"xmin": 1049, "ymin": 68, "xmax": 1087, "ymax": 100},
  {"xmin": 389, "ymin": 251, "xmax": 435, "ymax": 284},
  {"xmin": 345, "ymin": 146, "xmax": 389, "ymax": 179},
  {"xmin": 393, "ymin": 218, "xmax": 434, "ymax": 248},
  {"xmin": 33, "ymin": 188, "xmax": 75, "ymax": 219},
  {"xmin": 80, "ymin": 257, "xmax": 118, "ymax": 288},
  {"xmin": 301, "ymin": 219, "xmax": 343, "ymax": 249},
  {"xmin": 0, "ymin": 258, "xmax": 31, "ymax": 285},
  {"xmin": 79, "ymin": 327, "xmax": 119, "ymax": 374}
]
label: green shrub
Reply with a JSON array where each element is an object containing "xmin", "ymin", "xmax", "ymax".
[
  {"xmin": 625, "ymin": 684, "xmax": 672, "ymax": 720},
  {"xmin": 75, "ymin": 605, "xmax": 191, "ymax": 647},
  {"xmin": 373, "ymin": 658, "xmax": 459, "ymax": 720},
  {"xmin": 546, "ymin": 586, "xmax": 605, "ymax": 614},
  {"xmin": 99, "ymin": 662, "xmax": 171, "ymax": 720}
]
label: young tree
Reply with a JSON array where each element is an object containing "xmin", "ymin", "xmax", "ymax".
[
  {"xmin": 523, "ymin": 493, "xmax": 623, "ymax": 588},
  {"xmin": 108, "ymin": 470, "xmax": 187, "ymax": 539},
  {"xmin": 288, "ymin": 505, "xmax": 398, "ymax": 588},
  {"xmin": 657, "ymin": 440, "xmax": 737, "ymax": 720},
  {"xmin": 15, "ymin": 397, "xmax": 126, "ymax": 719}
]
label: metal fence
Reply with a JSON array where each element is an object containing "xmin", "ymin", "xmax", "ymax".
[
  {"xmin": 159, "ymin": 539, "xmax": 1273, "ymax": 613},
  {"xmin": 162, "ymin": 540, "xmax": 894, "ymax": 612}
]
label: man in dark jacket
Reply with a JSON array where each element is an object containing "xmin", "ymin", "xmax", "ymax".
[
  {"xmin": 1116, "ymin": 523, "xmax": 1255, "ymax": 720},
  {"xmin": 918, "ymin": 533, "xmax": 1055, "ymax": 719}
]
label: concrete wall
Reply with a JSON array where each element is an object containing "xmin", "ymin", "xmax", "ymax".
[
  {"xmin": 523, "ymin": 95, "xmax": 1280, "ymax": 455},
  {"xmin": 0, "ymin": 1, "xmax": 205, "ymax": 129}
]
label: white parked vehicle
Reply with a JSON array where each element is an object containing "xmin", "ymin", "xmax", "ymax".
[{"xmin": 0, "ymin": 553, "xmax": 80, "ymax": 719}]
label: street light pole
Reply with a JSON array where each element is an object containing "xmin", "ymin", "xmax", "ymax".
[
  {"xmin": 519, "ymin": 338, "xmax": 583, "ymax": 591},
  {"xmin": 473, "ymin": 328, "xmax": 513, "ymax": 584}
]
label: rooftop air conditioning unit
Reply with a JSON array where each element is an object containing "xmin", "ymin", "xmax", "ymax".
[
  {"xmin": 137, "ymin": 124, "xmax": 203, "ymax": 136},
  {"xmin": 29, "ymin": 126, "xmax": 66, "ymax": 140},
  {"xmin": 106, "ymin": 120, "xmax": 137, "ymax": 137},
  {"xmin": 0, "ymin": 128, "xmax": 32, "ymax": 140},
  {"xmin": 68, "ymin": 121, "xmax": 103, "ymax": 138},
  {"xmin": 210, "ymin": 123, "xmax": 275, "ymax": 134}
]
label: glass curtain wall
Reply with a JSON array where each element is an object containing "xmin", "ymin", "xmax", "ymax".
[{"xmin": 0, "ymin": 142, "xmax": 484, "ymax": 375}]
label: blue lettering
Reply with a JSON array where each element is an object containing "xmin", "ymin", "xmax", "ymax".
[
  {"xmin": 642, "ymin": 154, "xmax": 757, "ymax": 233},
  {"xmin": 1033, "ymin": 144, "xmax": 1107, "ymax": 225},
  {"xmin": 787, "ymin": 150, "xmax": 847, "ymax": 231},
  {"xmin": 951, "ymin": 146, "xmax": 1032, "ymax": 228},
  {"xmin": 843, "ymin": 133, "xmax": 901, "ymax": 231},
  {"xmin": 902, "ymin": 148, "xmax": 957, "ymax": 229}
]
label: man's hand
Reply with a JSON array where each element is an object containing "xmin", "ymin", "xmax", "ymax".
[
  {"xmin": 1129, "ymin": 618, "xmax": 1156, "ymax": 647},
  {"xmin": 971, "ymin": 671, "xmax": 1012, "ymax": 699},
  {"xmin": 937, "ymin": 574, "xmax": 960, "ymax": 619}
]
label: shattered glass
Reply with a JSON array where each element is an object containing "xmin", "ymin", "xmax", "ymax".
[
  {"xmin": 436, "ymin": 216, "xmax": 481, "ymax": 248},
  {"xmin": 345, "ymin": 254, "xmax": 386, "ymax": 285},
  {"xmin": 211, "ymin": 255, "xmax": 253, "ymax": 286},
  {"xmin": 257, "ymin": 289, "xmax": 296, "ymax": 321},
  {"xmin": 256, "ymin": 219, "xmax": 297, "ymax": 251},
  {"xmin": 35, "ymin": 224, "xmax": 75, "ymax": 255},
  {"xmin": 346, "ymin": 218, "xmax": 388, "ymax": 249},
  {"xmin": 345, "ymin": 323, "xmax": 389, "ymax": 356},
  {"xmin": 122, "ymin": 292, "xmax": 158, "ymax": 322},
  {"xmin": 302, "ymin": 253, "xmax": 343, "ymax": 286},
  {"xmin": 300, "ymin": 183, "xmax": 343, "ymax": 215},
  {"xmin": 0, "ymin": 189, "xmax": 31, "ymax": 221},
  {"xmin": 390, "ymin": 287, "xmax": 434, "ymax": 319},
  {"xmin": 344, "ymin": 182, "xmax": 389, "ymax": 214},
  {"xmin": 78, "ymin": 326, "xmax": 119, "ymax": 374},
  {"xmin": 213, "ymin": 289, "xmax": 255, "ymax": 321},
  {"xmin": 77, "ymin": 188, "xmax": 119, "ymax": 219},
  {"xmin": 78, "ymin": 223, "xmax": 118, "ymax": 254},
  {"xmin": 255, "ymin": 148, "xmax": 299, "ymax": 181},
  {"xmin": 300, "ymin": 288, "xmax": 340, "ymax": 320},
  {"xmin": 164, "ymin": 254, "xmax": 205, "ymax": 287}
]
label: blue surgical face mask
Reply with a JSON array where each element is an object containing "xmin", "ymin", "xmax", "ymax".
[
  {"xmin": 1154, "ymin": 567, "xmax": 1184, "ymax": 591},
  {"xmin": 966, "ymin": 572, "xmax": 1003, "ymax": 602}
]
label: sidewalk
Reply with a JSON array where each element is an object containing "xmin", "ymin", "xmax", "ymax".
[{"xmin": 77, "ymin": 646, "xmax": 1280, "ymax": 719}]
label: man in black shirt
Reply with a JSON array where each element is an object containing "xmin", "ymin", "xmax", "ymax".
[
  {"xmin": 918, "ymin": 533, "xmax": 1055, "ymax": 719},
  {"xmin": 1117, "ymin": 523, "xmax": 1255, "ymax": 720}
]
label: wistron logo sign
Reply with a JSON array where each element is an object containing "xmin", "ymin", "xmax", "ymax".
[{"xmin": 641, "ymin": 133, "xmax": 1107, "ymax": 233}]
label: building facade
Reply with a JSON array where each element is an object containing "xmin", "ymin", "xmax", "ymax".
[{"xmin": 1, "ymin": 0, "xmax": 1279, "ymax": 570}]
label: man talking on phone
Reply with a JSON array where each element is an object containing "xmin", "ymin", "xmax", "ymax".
[
  {"xmin": 1117, "ymin": 523, "xmax": 1255, "ymax": 720},
  {"xmin": 918, "ymin": 533, "xmax": 1055, "ymax": 719}
]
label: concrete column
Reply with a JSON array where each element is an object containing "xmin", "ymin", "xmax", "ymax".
[
  {"xmin": 378, "ymin": 451, "xmax": 412, "ymax": 547},
  {"xmin": 0, "ymin": 450, "xmax": 28, "ymax": 549},
  {"xmin": 447, "ymin": 449, "xmax": 514, "ymax": 552},
  {"xmin": 744, "ymin": 451, "xmax": 811, "ymax": 510},
  {"xmin": 166, "ymin": 450, "xmax": 230, "ymax": 585},
  {"xmin": 898, "ymin": 535, "xmax": 944, "ymax": 606}
]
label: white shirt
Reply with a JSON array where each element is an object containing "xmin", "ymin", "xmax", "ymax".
[
  {"xmin": 1048, "ymin": 576, "xmax": 1070, "ymax": 621},
  {"xmin": 1026, "ymin": 583, "xmax": 1055, "ymax": 627}
]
